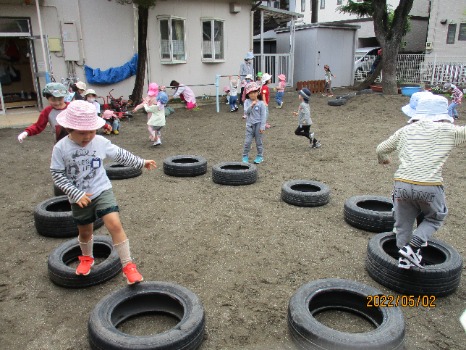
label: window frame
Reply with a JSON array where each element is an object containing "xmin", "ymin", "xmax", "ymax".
[
  {"xmin": 337, "ymin": 0, "xmax": 343, "ymax": 5},
  {"xmin": 157, "ymin": 15, "xmax": 187, "ymax": 64},
  {"xmin": 446, "ymin": 23, "xmax": 457, "ymax": 44},
  {"xmin": 201, "ymin": 18, "xmax": 225, "ymax": 63},
  {"xmin": 301, "ymin": 0, "xmax": 306, "ymax": 12},
  {"xmin": 320, "ymin": 0, "xmax": 325, "ymax": 9},
  {"xmin": 458, "ymin": 23, "xmax": 466, "ymax": 41}
]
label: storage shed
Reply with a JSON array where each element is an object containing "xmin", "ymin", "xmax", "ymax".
[{"xmin": 276, "ymin": 23, "xmax": 360, "ymax": 88}]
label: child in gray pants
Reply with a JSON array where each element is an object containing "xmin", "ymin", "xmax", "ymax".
[
  {"xmin": 376, "ymin": 94, "xmax": 466, "ymax": 269},
  {"xmin": 242, "ymin": 82, "xmax": 267, "ymax": 164}
]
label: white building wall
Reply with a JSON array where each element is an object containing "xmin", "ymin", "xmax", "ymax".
[
  {"xmin": 0, "ymin": 0, "xmax": 253, "ymax": 104},
  {"xmin": 277, "ymin": 24, "xmax": 357, "ymax": 87},
  {"xmin": 425, "ymin": 0, "xmax": 466, "ymax": 58}
]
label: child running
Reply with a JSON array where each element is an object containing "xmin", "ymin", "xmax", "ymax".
[
  {"xmin": 323, "ymin": 65, "xmax": 336, "ymax": 97},
  {"xmin": 242, "ymin": 82, "xmax": 267, "ymax": 164},
  {"xmin": 275, "ymin": 74, "xmax": 286, "ymax": 108},
  {"xmin": 443, "ymin": 83, "xmax": 463, "ymax": 120},
  {"xmin": 133, "ymin": 82, "xmax": 159, "ymax": 141},
  {"xmin": 145, "ymin": 95, "xmax": 167, "ymax": 146},
  {"xmin": 376, "ymin": 95, "xmax": 466, "ymax": 269},
  {"xmin": 293, "ymin": 88, "xmax": 321, "ymax": 148},
  {"xmin": 17, "ymin": 82, "xmax": 69, "ymax": 144},
  {"xmin": 50, "ymin": 100, "xmax": 157, "ymax": 284}
]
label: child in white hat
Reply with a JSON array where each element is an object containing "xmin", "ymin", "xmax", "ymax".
[
  {"xmin": 84, "ymin": 89, "xmax": 101, "ymax": 116},
  {"xmin": 51, "ymin": 100, "xmax": 156, "ymax": 284},
  {"xmin": 443, "ymin": 83, "xmax": 463, "ymax": 120},
  {"xmin": 376, "ymin": 94, "xmax": 466, "ymax": 270},
  {"xmin": 17, "ymin": 82, "xmax": 69, "ymax": 143}
]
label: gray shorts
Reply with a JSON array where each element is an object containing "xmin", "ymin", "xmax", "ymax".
[{"xmin": 71, "ymin": 189, "xmax": 119, "ymax": 225}]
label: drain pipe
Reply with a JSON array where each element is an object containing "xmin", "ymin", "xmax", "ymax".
[{"xmin": 35, "ymin": 0, "xmax": 50, "ymax": 83}]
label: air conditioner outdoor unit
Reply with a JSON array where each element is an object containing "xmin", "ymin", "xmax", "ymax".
[{"xmin": 425, "ymin": 42, "xmax": 433, "ymax": 50}]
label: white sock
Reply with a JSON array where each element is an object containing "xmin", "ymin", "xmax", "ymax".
[
  {"xmin": 114, "ymin": 239, "xmax": 132, "ymax": 267},
  {"xmin": 79, "ymin": 235, "xmax": 94, "ymax": 257}
]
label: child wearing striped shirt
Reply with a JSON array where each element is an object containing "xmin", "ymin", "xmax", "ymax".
[
  {"xmin": 50, "ymin": 100, "xmax": 157, "ymax": 284},
  {"xmin": 376, "ymin": 95, "xmax": 466, "ymax": 270}
]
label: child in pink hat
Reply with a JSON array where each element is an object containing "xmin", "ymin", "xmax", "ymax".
[
  {"xmin": 275, "ymin": 74, "xmax": 286, "ymax": 108},
  {"xmin": 133, "ymin": 82, "xmax": 159, "ymax": 141},
  {"xmin": 102, "ymin": 109, "xmax": 120, "ymax": 135},
  {"xmin": 51, "ymin": 100, "xmax": 157, "ymax": 284}
]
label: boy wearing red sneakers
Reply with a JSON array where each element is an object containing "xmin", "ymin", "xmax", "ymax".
[{"xmin": 50, "ymin": 100, "xmax": 156, "ymax": 284}]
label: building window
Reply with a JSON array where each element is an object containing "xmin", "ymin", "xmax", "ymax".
[
  {"xmin": 301, "ymin": 0, "xmax": 305, "ymax": 12},
  {"xmin": 202, "ymin": 19, "xmax": 224, "ymax": 61},
  {"xmin": 337, "ymin": 0, "xmax": 342, "ymax": 5},
  {"xmin": 458, "ymin": 23, "xmax": 466, "ymax": 41},
  {"xmin": 159, "ymin": 17, "xmax": 186, "ymax": 63},
  {"xmin": 446, "ymin": 23, "xmax": 457, "ymax": 44},
  {"xmin": 320, "ymin": 0, "xmax": 325, "ymax": 9}
]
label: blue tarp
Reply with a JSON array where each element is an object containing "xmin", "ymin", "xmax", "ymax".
[{"xmin": 84, "ymin": 54, "xmax": 138, "ymax": 85}]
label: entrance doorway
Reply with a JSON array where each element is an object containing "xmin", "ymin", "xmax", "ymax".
[
  {"xmin": 1, "ymin": 37, "xmax": 38, "ymax": 109},
  {"xmin": 0, "ymin": 17, "xmax": 43, "ymax": 114}
]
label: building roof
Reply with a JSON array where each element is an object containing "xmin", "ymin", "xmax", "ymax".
[{"xmin": 253, "ymin": 5, "xmax": 303, "ymax": 35}]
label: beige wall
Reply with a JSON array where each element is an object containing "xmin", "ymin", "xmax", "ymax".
[
  {"xmin": 0, "ymin": 0, "xmax": 253, "ymax": 104},
  {"xmin": 425, "ymin": 0, "xmax": 466, "ymax": 58}
]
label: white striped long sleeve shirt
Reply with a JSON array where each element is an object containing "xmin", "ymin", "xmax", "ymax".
[
  {"xmin": 50, "ymin": 135, "xmax": 144, "ymax": 203},
  {"xmin": 376, "ymin": 121, "xmax": 466, "ymax": 185}
]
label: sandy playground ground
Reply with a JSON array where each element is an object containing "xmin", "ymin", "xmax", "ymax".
[{"xmin": 0, "ymin": 88, "xmax": 465, "ymax": 349}]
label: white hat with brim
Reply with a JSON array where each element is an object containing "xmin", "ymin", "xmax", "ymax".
[
  {"xmin": 75, "ymin": 81, "xmax": 87, "ymax": 90},
  {"xmin": 261, "ymin": 73, "xmax": 272, "ymax": 82},
  {"xmin": 57, "ymin": 100, "xmax": 106, "ymax": 130},
  {"xmin": 244, "ymin": 52, "xmax": 254, "ymax": 60},
  {"xmin": 401, "ymin": 91, "xmax": 433, "ymax": 118},
  {"xmin": 408, "ymin": 95, "xmax": 454, "ymax": 124}
]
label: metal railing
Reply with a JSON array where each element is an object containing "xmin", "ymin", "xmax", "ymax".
[
  {"xmin": 355, "ymin": 54, "xmax": 466, "ymax": 87},
  {"xmin": 253, "ymin": 53, "xmax": 292, "ymax": 86}
]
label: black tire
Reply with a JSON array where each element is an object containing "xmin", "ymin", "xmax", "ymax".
[
  {"xmin": 356, "ymin": 89, "xmax": 374, "ymax": 95},
  {"xmin": 48, "ymin": 235, "xmax": 121, "ymax": 288},
  {"xmin": 104, "ymin": 163, "xmax": 142, "ymax": 180},
  {"xmin": 328, "ymin": 99, "xmax": 346, "ymax": 106},
  {"xmin": 212, "ymin": 162, "xmax": 257, "ymax": 186},
  {"xmin": 163, "ymin": 155, "xmax": 207, "ymax": 177},
  {"xmin": 344, "ymin": 195, "xmax": 395, "ymax": 233},
  {"xmin": 366, "ymin": 232, "xmax": 463, "ymax": 297},
  {"xmin": 88, "ymin": 282, "xmax": 205, "ymax": 350},
  {"xmin": 281, "ymin": 180, "xmax": 331, "ymax": 207},
  {"xmin": 53, "ymin": 183, "xmax": 65, "ymax": 197},
  {"xmin": 34, "ymin": 196, "xmax": 104, "ymax": 238},
  {"xmin": 288, "ymin": 278, "xmax": 405, "ymax": 350}
]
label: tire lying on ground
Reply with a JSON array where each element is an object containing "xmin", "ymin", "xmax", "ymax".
[
  {"xmin": 34, "ymin": 196, "xmax": 104, "ymax": 238},
  {"xmin": 212, "ymin": 161, "xmax": 257, "ymax": 186},
  {"xmin": 48, "ymin": 235, "xmax": 121, "ymax": 288},
  {"xmin": 328, "ymin": 99, "xmax": 346, "ymax": 106},
  {"xmin": 104, "ymin": 163, "xmax": 142, "ymax": 180},
  {"xmin": 366, "ymin": 232, "xmax": 463, "ymax": 297},
  {"xmin": 281, "ymin": 180, "xmax": 330, "ymax": 207},
  {"xmin": 88, "ymin": 281, "xmax": 205, "ymax": 350},
  {"xmin": 163, "ymin": 155, "xmax": 207, "ymax": 177},
  {"xmin": 288, "ymin": 278, "xmax": 405, "ymax": 350},
  {"xmin": 344, "ymin": 195, "xmax": 395, "ymax": 233}
]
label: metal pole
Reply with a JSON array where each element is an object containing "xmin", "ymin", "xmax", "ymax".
[
  {"xmin": 260, "ymin": 9, "xmax": 264, "ymax": 74},
  {"xmin": 35, "ymin": 0, "xmax": 50, "ymax": 83},
  {"xmin": 216, "ymin": 75, "xmax": 220, "ymax": 113},
  {"xmin": 430, "ymin": 54, "xmax": 437, "ymax": 86}
]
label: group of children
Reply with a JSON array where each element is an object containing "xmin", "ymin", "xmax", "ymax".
[{"xmin": 15, "ymin": 64, "xmax": 464, "ymax": 285}]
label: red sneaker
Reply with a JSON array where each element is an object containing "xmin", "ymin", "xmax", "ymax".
[
  {"xmin": 76, "ymin": 256, "xmax": 94, "ymax": 276},
  {"xmin": 122, "ymin": 262, "xmax": 144, "ymax": 285}
]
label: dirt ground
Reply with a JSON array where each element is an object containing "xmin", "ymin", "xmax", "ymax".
[{"xmin": 1, "ymin": 88, "xmax": 465, "ymax": 350}]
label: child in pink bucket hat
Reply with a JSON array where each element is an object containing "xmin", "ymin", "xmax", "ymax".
[
  {"xmin": 133, "ymin": 82, "xmax": 159, "ymax": 141},
  {"xmin": 52, "ymin": 100, "xmax": 157, "ymax": 284},
  {"xmin": 275, "ymin": 73, "xmax": 286, "ymax": 108}
]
